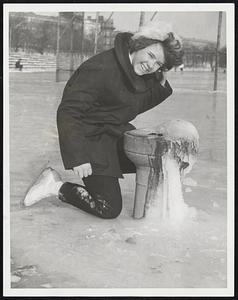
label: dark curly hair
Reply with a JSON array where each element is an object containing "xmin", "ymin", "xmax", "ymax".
[{"xmin": 128, "ymin": 32, "xmax": 184, "ymax": 71}]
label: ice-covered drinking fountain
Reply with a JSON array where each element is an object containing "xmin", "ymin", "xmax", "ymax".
[{"xmin": 124, "ymin": 119, "xmax": 199, "ymax": 222}]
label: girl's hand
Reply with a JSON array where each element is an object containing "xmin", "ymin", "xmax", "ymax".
[{"xmin": 73, "ymin": 163, "xmax": 92, "ymax": 179}]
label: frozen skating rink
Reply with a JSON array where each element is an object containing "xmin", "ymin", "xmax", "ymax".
[{"xmin": 8, "ymin": 70, "xmax": 229, "ymax": 289}]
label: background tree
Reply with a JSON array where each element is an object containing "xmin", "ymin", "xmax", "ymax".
[{"xmin": 9, "ymin": 15, "xmax": 26, "ymax": 51}]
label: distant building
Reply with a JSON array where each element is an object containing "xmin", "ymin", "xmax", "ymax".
[
  {"xmin": 181, "ymin": 37, "xmax": 217, "ymax": 70},
  {"xmin": 9, "ymin": 12, "xmax": 116, "ymax": 53},
  {"xmin": 182, "ymin": 37, "xmax": 216, "ymax": 49},
  {"xmin": 84, "ymin": 15, "xmax": 115, "ymax": 50},
  {"xmin": 10, "ymin": 11, "xmax": 58, "ymax": 24}
]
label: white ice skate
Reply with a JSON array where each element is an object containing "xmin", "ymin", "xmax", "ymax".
[{"xmin": 23, "ymin": 167, "xmax": 62, "ymax": 207}]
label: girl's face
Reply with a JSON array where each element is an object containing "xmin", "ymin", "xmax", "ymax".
[{"xmin": 131, "ymin": 42, "xmax": 165, "ymax": 76}]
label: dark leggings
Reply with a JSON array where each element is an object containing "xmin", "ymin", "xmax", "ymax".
[{"xmin": 58, "ymin": 136, "xmax": 136, "ymax": 219}]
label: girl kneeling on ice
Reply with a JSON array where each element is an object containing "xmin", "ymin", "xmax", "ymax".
[{"xmin": 24, "ymin": 21, "xmax": 184, "ymax": 219}]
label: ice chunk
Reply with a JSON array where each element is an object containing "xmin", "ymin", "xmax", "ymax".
[
  {"xmin": 183, "ymin": 177, "xmax": 197, "ymax": 187},
  {"xmin": 185, "ymin": 187, "xmax": 192, "ymax": 193},
  {"xmin": 11, "ymin": 275, "xmax": 21, "ymax": 283}
]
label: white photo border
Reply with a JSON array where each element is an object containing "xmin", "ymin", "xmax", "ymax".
[{"xmin": 3, "ymin": 2, "xmax": 235, "ymax": 297}]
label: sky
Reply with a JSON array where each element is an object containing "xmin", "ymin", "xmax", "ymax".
[{"xmin": 36, "ymin": 11, "xmax": 226, "ymax": 46}]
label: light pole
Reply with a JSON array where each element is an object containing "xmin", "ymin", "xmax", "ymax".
[
  {"xmin": 139, "ymin": 12, "xmax": 146, "ymax": 27},
  {"xmin": 80, "ymin": 12, "xmax": 85, "ymax": 64},
  {"xmin": 69, "ymin": 14, "xmax": 74, "ymax": 76},
  {"xmin": 213, "ymin": 11, "xmax": 223, "ymax": 91},
  {"xmin": 56, "ymin": 13, "xmax": 60, "ymax": 82},
  {"xmin": 94, "ymin": 12, "xmax": 99, "ymax": 55},
  {"xmin": 150, "ymin": 12, "xmax": 157, "ymax": 21}
]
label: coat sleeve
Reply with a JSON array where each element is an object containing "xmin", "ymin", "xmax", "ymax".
[
  {"xmin": 139, "ymin": 78, "xmax": 173, "ymax": 113},
  {"xmin": 153, "ymin": 79, "xmax": 173, "ymax": 104},
  {"xmin": 57, "ymin": 61, "xmax": 104, "ymax": 169}
]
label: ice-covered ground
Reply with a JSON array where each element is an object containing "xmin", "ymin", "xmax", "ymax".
[{"xmin": 8, "ymin": 71, "xmax": 228, "ymax": 290}]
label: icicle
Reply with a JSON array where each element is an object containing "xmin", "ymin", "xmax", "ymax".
[{"xmin": 145, "ymin": 120, "xmax": 199, "ymax": 224}]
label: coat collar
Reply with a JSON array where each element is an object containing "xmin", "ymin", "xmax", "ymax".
[{"xmin": 114, "ymin": 32, "xmax": 151, "ymax": 93}]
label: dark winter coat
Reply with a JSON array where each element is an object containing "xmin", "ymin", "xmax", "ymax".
[{"xmin": 57, "ymin": 32, "xmax": 173, "ymax": 178}]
